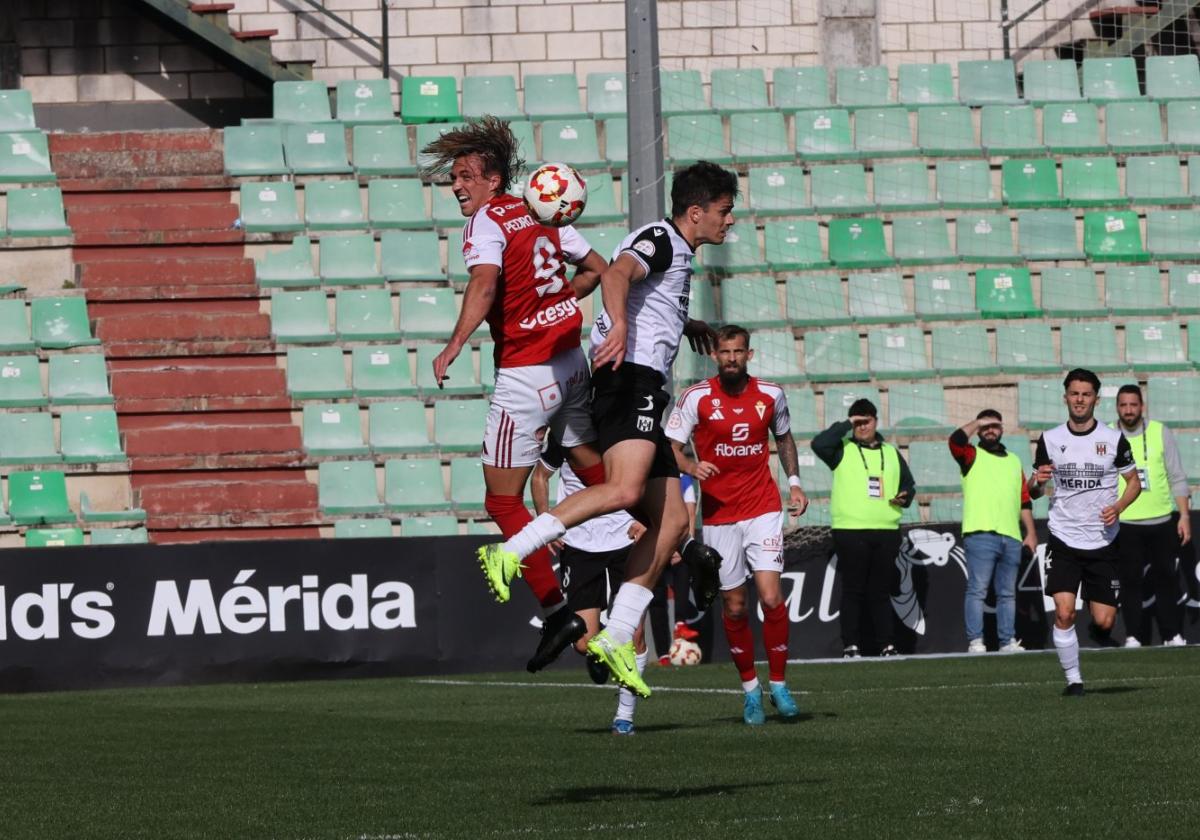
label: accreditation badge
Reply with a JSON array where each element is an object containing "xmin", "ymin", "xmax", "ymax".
[
  {"xmin": 1137, "ymin": 468, "xmax": 1149, "ymax": 491},
  {"xmin": 867, "ymin": 475, "xmax": 883, "ymax": 499}
]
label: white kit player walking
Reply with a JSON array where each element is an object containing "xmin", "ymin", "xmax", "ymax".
[{"xmin": 667, "ymin": 325, "xmax": 810, "ymax": 725}]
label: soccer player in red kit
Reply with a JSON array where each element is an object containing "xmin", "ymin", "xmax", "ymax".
[
  {"xmin": 421, "ymin": 118, "xmax": 610, "ymax": 671},
  {"xmin": 666, "ymin": 325, "xmax": 810, "ymax": 725}
]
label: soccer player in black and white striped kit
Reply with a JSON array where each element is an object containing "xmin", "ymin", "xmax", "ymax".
[{"xmin": 1029, "ymin": 369, "xmax": 1141, "ymax": 697}]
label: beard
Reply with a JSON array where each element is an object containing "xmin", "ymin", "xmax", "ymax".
[{"xmin": 718, "ymin": 368, "xmax": 746, "ymax": 388}]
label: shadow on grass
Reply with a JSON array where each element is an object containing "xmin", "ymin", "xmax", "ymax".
[
  {"xmin": 1086, "ymin": 685, "xmax": 1147, "ymax": 695},
  {"xmin": 713, "ymin": 711, "xmax": 837, "ymax": 725},
  {"xmin": 534, "ymin": 780, "xmax": 800, "ymax": 805},
  {"xmin": 572, "ymin": 722, "xmax": 703, "ymax": 735}
]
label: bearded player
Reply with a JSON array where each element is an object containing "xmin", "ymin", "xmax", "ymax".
[
  {"xmin": 422, "ymin": 117, "xmax": 610, "ymax": 671},
  {"xmin": 667, "ymin": 325, "xmax": 809, "ymax": 725}
]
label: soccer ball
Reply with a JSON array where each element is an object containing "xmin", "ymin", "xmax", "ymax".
[
  {"xmin": 668, "ymin": 638, "xmax": 702, "ymax": 667},
  {"xmin": 523, "ymin": 162, "xmax": 588, "ymax": 227}
]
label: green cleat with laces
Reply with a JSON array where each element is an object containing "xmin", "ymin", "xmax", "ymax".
[
  {"xmin": 476, "ymin": 543, "xmax": 522, "ymax": 603},
  {"xmin": 586, "ymin": 629, "xmax": 650, "ymax": 698}
]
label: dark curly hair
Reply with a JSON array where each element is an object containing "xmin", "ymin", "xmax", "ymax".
[{"xmin": 419, "ymin": 115, "xmax": 525, "ymax": 192}]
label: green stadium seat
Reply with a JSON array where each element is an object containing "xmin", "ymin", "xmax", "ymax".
[
  {"xmin": 0, "ymin": 130, "xmax": 54, "ymax": 182},
  {"xmin": 783, "ymin": 386, "xmax": 821, "ymax": 437},
  {"xmin": 304, "ymin": 180, "xmax": 365, "ymax": 231},
  {"xmin": 868, "ymin": 326, "xmax": 930, "ymax": 379},
  {"xmin": 958, "ymin": 60, "xmax": 1020, "ymax": 105},
  {"xmin": 319, "ymin": 234, "xmax": 382, "ymax": 286},
  {"xmin": 26, "ymin": 527, "xmax": 85, "ymax": 548},
  {"xmin": 703, "ymin": 228, "xmax": 767, "ymax": 274},
  {"xmin": 399, "ymin": 288, "xmax": 457, "ymax": 338},
  {"xmin": 673, "ymin": 344, "xmax": 717, "ymax": 385},
  {"xmin": 1107, "ymin": 101, "xmax": 1169, "ymax": 152},
  {"xmin": 0, "ymin": 412, "xmax": 58, "ymax": 464},
  {"xmin": 274, "ymin": 81, "xmax": 330, "ymax": 122},
  {"xmin": 1019, "ymin": 210, "xmax": 1083, "ymax": 259},
  {"xmin": 352, "ymin": 345, "xmax": 414, "ymax": 397},
  {"xmin": 747, "ymin": 330, "xmax": 803, "ymax": 383},
  {"xmin": 1167, "ymin": 101, "xmax": 1200, "ymax": 150},
  {"xmin": 997, "ymin": 324, "xmax": 1057, "ymax": 373},
  {"xmin": 1146, "ymin": 55, "xmax": 1200, "ymax": 101},
  {"xmin": 335, "ymin": 79, "xmax": 394, "ymax": 124},
  {"xmin": 256, "ymin": 237, "xmax": 318, "ymax": 287},
  {"xmin": 893, "ymin": 217, "xmax": 955, "ymax": 265},
  {"xmin": 449, "ymin": 458, "xmax": 487, "ymax": 513},
  {"xmin": 0, "ymin": 89, "xmax": 36, "ymax": 131},
  {"xmin": 401, "ymin": 76, "xmax": 459, "ymax": 124},
  {"xmin": 1125, "ymin": 156, "xmax": 1187, "ymax": 204},
  {"xmin": 1023, "ymin": 59, "xmax": 1083, "ymax": 104},
  {"xmin": 828, "ymin": 218, "xmax": 891, "ymax": 268},
  {"xmin": 431, "ymin": 185, "xmax": 467, "ymax": 228},
  {"xmin": 936, "ymin": 160, "xmax": 999, "ymax": 209},
  {"xmin": 836, "ymin": 66, "xmax": 894, "ymax": 109},
  {"xmin": 804, "ymin": 329, "xmax": 867, "ymax": 381},
  {"xmin": 319, "ymin": 461, "xmax": 384, "ymax": 515},
  {"xmin": 916, "ymin": 106, "xmax": 977, "ymax": 155},
  {"xmin": 980, "ymin": 105, "xmax": 1042, "ymax": 155},
  {"xmin": 811, "ymin": 164, "xmax": 871, "ymax": 212},
  {"xmin": 887, "ymin": 383, "xmax": 951, "ymax": 434},
  {"xmin": 48, "ymin": 354, "xmax": 112, "ymax": 405},
  {"xmin": 1082, "ymin": 57, "xmax": 1141, "ymax": 101},
  {"xmin": 60, "ymin": 410, "xmax": 123, "ymax": 463},
  {"xmin": 1061, "ymin": 321, "xmax": 1124, "ymax": 372},
  {"xmin": 574, "ymin": 173, "xmax": 622, "ymax": 223},
  {"xmin": 661, "ymin": 70, "xmax": 707, "ymax": 116},
  {"xmin": 899, "ymin": 63, "xmax": 955, "ymax": 106},
  {"xmin": 873, "ymin": 161, "xmax": 936, "ymax": 211},
  {"xmin": 603, "ymin": 118, "xmax": 627, "ymax": 166},
  {"xmin": 414, "ymin": 344, "xmax": 477, "ymax": 396},
  {"xmin": 31, "ymin": 297, "xmax": 99, "ymax": 349},
  {"xmin": 773, "ymin": 66, "xmax": 831, "ymax": 110},
  {"xmin": 854, "ymin": 107, "xmax": 914, "ymax": 156},
  {"xmin": 785, "ymin": 274, "xmax": 849, "ymax": 325},
  {"xmin": 1042, "ymin": 103, "xmax": 1105, "ymax": 153},
  {"xmin": 0, "ymin": 299, "xmax": 33, "ymax": 351},
  {"xmin": 463, "ymin": 75, "xmax": 522, "ymax": 120},
  {"xmin": 272, "ymin": 291, "xmax": 333, "ymax": 344},
  {"xmin": 465, "ymin": 518, "xmax": 500, "ymax": 536},
  {"xmin": 907, "ymin": 441, "xmax": 960, "ymax": 492},
  {"xmin": 1148, "ymin": 376, "xmax": 1200, "ymax": 424},
  {"xmin": 287, "ymin": 346, "xmax": 351, "ymax": 399},
  {"xmin": 1126, "ymin": 321, "xmax": 1188, "ymax": 370},
  {"xmin": 914, "ymin": 271, "xmax": 976, "ymax": 320},
  {"xmin": 689, "ymin": 277, "xmax": 716, "ymax": 324},
  {"xmin": 794, "ymin": 108, "xmax": 855, "ymax": 159},
  {"xmin": 400, "ymin": 515, "xmax": 458, "ymax": 537},
  {"xmin": 239, "ymin": 181, "xmax": 302, "ymax": 234},
  {"xmin": 720, "ymin": 276, "xmax": 785, "ymax": 328},
  {"xmin": 712, "ymin": 68, "xmax": 769, "ymax": 113},
  {"xmin": 1188, "ymin": 157, "xmax": 1200, "ymax": 200},
  {"xmin": 1018, "ymin": 378, "xmax": 1067, "ymax": 429},
  {"xmin": 976, "ymin": 267, "xmax": 1039, "ymax": 317},
  {"xmin": 848, "ymin": 272, "xmax": 913, "ymax": 322},
  {"xmin": 334, "ymin": 519, "xmax": 394, "ymax": 539},
  {"xmin": 956, "ymin": 215, "xmax": 1018, "ymax": 262},
  {"xmin": 368, "ymin": 401, "xmax": 432, "ymax": 454},
  {"xmin": 1084, "ymin": 211, "xmax": 1147, "ymax": 261},
  {"xmin": 224, "ymin": 124, "xmax": 287, "ymax": 176},
  {"xmin": 0, "ymin": 355, "xmax": 45, "ymax": 407},
  {"xmin": 1041, "ymin": 267, "xmax": 1104, "ymax": 317},
  {"xmin": 434, "ymin": 398, "xmax": 487, "ymax": 452},
  {"xmin": 8, "ymin": 470, "xmax": 72, "ymax": 525},
  {"xmin": 1147, "ymin": 210, "xmax": 1200, "ymax": 259},
  {"xmin": 931, "ymin": 324, "xmax": 997, "ymax": 376},
  {"xmin": 1105, "ymin": 265, "xmax": 1168, "ymax": 314},
  {"xmin": 764, "ymin": 221, "xmax": 828, "ymax": 269},
  {"xmin": 541, "ymin": 119, "xmax": 605, "ymax": 169},
  {"xmin": 336, "ymin": 289, "xmax": 399, "ymax": 340},
  {"xmin": 302, "ymin": 403, "xmax": 368, "ymax": 456},
  {"xmin": 731, "ymin": 112, "xmax": 790, "ymax": 163},
  {"xmin": 667, "ymin": 114, "xmax": 730, "ymax": 164},
  {"xmin": 283, "ymin": 122, "xmax": 351, "ymax": 175},
  {"xmin": 929, "ymin": 496, "xmax": 964, "ymax": 524},
  {"xmin": 748, "ymin": 166, "xmax": 810, "ymax": 216},
  {"xmin": 380, "ymin": 230, "xmax": 443, "ymax": 282},
  {"xmin": 1001, "ymin": 158, "xmax": 1064, "ymax": 208},
  {"xmin": 79, "ymin": 489, "xmax": 144, "ymax": 524},
  {"xmin": 523, "ymin": 73, "xmax": 586, "ymax": 121},
  {"xmin": 1181, "ymin": 435, "xmax": 1200, "ymax": 481},
  {"xmin": 90, "ymin": 528, "xmax": 149, "ymax": 545},
  {"xmin": 1169, "ymin": 265, "xmax": 1200, "ymax": 312},
  {"xmin": 367, "ymin": 179, "xmax": 430, "ymax": 229},
  {"xmin": 352, "ymin": 124, "xmax": 416, "ymax": 176},
  {"xmin": 7, "ymin": 186, "xmax": 70, "ymax": 237},
  {"xmin": 585, "ymin": 72, "xmax": 626, "ymax": 119}
]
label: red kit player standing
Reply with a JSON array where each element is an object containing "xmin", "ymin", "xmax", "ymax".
[{"xmin": 666, "ymin": 325, "xmax": 810, "ymax": 725}]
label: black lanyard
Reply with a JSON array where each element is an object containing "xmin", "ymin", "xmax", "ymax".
[{"xmin": 855, "ymin": 441, "xmax": 884, "ymax": 477}]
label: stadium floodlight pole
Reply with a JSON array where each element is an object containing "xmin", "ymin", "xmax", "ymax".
[{"xmin": 625, "ymin": 0, "xmax": 666, "ymax": 229}]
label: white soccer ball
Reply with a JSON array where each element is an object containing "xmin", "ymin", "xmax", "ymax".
[
  {"xmin": 668, "ymin": 638, "xmax": 702, "ymax": 666},
  {"xmin": 522, "ymin": 162, "xmax": 588, "ymax": 227}
]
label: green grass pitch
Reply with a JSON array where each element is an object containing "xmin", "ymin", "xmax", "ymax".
[{"xmin": 2, "ymin": 648, "xmax": 1198, "ymax": 839}]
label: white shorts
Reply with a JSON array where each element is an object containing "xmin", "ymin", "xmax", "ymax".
[
  {"xmin": 482, "ymin": 346, "xmax": 596, "ymax": 468},
  {"xmin": 703, "ymin": 511, "xmax": 786, "ymax": 591}
]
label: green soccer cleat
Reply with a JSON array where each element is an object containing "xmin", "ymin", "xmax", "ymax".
[
  {"xmin": 476, "ymin": 543, "xmax": 522, "ymax": 603},
  {"xmin": 586, "ymin": 629, "xmax": 650, "ymax": 698}
]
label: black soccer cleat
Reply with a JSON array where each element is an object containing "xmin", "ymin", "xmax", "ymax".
[
  {"xmin": 586, "ymin": 654, "xmax": 611, "ymax": 685},
  {"xmin": 683, "ymin": 540, "xmax": 722, "ymax": 612},
  {"xmin": 1063, "ymin": 682, "xmax": 1085, "ymax": 698},
  {"xmin": 526, "ymin": 608, "xmax": 587, "ymax": 673}
]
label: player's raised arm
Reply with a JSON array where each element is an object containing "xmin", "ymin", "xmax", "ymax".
[
  {"xmin": 568, "ymin": 249, "xmax": 609, "ymax": 300},
  {"xmin": 432, "ymin": 263, "xmax": 498, "ymax": 387}
]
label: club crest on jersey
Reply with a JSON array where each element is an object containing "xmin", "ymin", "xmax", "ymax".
[
  {"xmin": 755, "ymin": 400, "xmax": 766, "ymax": 420},
  {"xmin": 1095, "ymin": 442, "xmax": 1108, "ymax": 455},
  {"xmin": 633, "ymin": 240, "xmax": 655, "ymax": 257}
]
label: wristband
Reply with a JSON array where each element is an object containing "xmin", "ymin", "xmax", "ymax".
[{"xmin": 787, "ymin": 475, "xmax": 803, "ymax": 489}]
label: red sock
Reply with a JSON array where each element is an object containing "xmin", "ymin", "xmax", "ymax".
[
  {"xmin": 722, "ymin": 612, "xmax": 757, "ymax": 683},
  {"xmin": 573, "ymin": 461, "xmax": 606, "ymax": 487},
  {"xmin": 762, "ymin": 602, "xmax": 789, "ymax": 683},
  {"xmin": 484, "ymin": 492, "xmax": 564, "ymax": 609}
]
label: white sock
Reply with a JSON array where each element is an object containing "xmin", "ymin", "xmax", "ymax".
[
  {"xmin": 501, "ymin": 513, "xmax": 566, "ymax": 560},
  {"xmin": 606, "ymin": 583, "xmax": 654, "ymax": 645},
  {"xmin": 615, "ymin": 650, "xmax": 648, "ymax": 721},
  {"xmin": 742, "ymin": 677, "xmax": 760, "ymax": 693},
  {"xmin": 769, "ymin": 679, "xmax": 787, "ymax": 690},
  {"xmin": 1053, "ymin": 625, "xmax": 1082, "ymax": 684}
]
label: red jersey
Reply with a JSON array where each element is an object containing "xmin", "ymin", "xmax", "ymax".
[
  {"xmin": 462, "ymin": 194, "xmax": 591, "ymax": 368},
  {"xmin": 665, "ymin": 376, "xmax": 791, "ymax": 525}
]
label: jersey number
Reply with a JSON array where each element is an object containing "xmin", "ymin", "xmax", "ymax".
[
  {"xmin": 533, "ymin": 236, "xmax": 564, "ymax": 297},
  {"xmin": 731, "ymin": 422, "xmax": 750, "ymax": 442}
]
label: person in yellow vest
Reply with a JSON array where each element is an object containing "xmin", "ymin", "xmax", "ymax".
[
  {"xmin": 949, "ymin": 410, "xmax": 1038, "ymax": 654},
  {"xmin": 1114, "ymin": 384, "xmax": 1191, "ymax": 647},
  {"xmin": 813, "ymin": 398, "xmax": 916, "ymax": 658}
]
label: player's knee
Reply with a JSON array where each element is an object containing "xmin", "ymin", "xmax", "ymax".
[
  {"xmin": 759, "ymin": 590, "xmax": 784, "ymax": 611},
  {"xmin": 1094, "ymin": 612, "xmax": 1115, "ymax": 631},
  {"xmin": 722, "ymin": 602, "xmax": 747, "ymax": 622},
  {"xmin": 607, "ymin": 482, "xmax": 643, "ymax": 513},
  {"xmin": 1055, "ymin": 609, "xmax": 1076, "ymax": 629}
]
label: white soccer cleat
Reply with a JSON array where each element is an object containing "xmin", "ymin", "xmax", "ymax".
[
  {"xmin": 1123, "ymin": 636, "xmax": 1142, "ymax": 649},
  {"xmin": 999, "ymin": 639, "xmax": 1025, "ymax": 653},
  {"xmin": 1163, "ymin": 634, "xmax": 1187, "ymax": 647},
  {"xmin": 967, "ymin": 638, "xmax": 987, "ymax": 654}
]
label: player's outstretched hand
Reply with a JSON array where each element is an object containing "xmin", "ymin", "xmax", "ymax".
[
  {"xmin": 684, "ymin": 319, "xmax": 717, "ymax": 355},
  {"xmin": 691, "ymin": 460, "xmax": 720, "ymax": 481},
  {"xmin": 889, "ymin": 490, "xmax": 910, "ymax": 508},
  {"xmin": 431, "ymin": 343, "xmax": 461, "ymax": 390},
  {"xmin": 1033, "ymin": 464, "xmax": 1054, "ymax": 485},
  {"xmin": 592, "ymin": 321, "xmax": 627, "ymax": 370},
  {"xmin": 788, "ymin": 487, "xmax": 809, "ymax": 517},
  {"xmin": 1100, "ymin": 504, "xmax": 1120, "ymax": 527}
]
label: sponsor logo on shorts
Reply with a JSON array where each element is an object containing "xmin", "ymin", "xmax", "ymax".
[
  {"xmin": 519, "ymin": 298, "xmax": 579, "ymax": 330},
  {"xmin": 636, "ymin": 416, "xmax": 654, "ymax": 433},
  {"xmin": 537, "ymin": 383, "xmax": 563, "ymax": 412}
]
